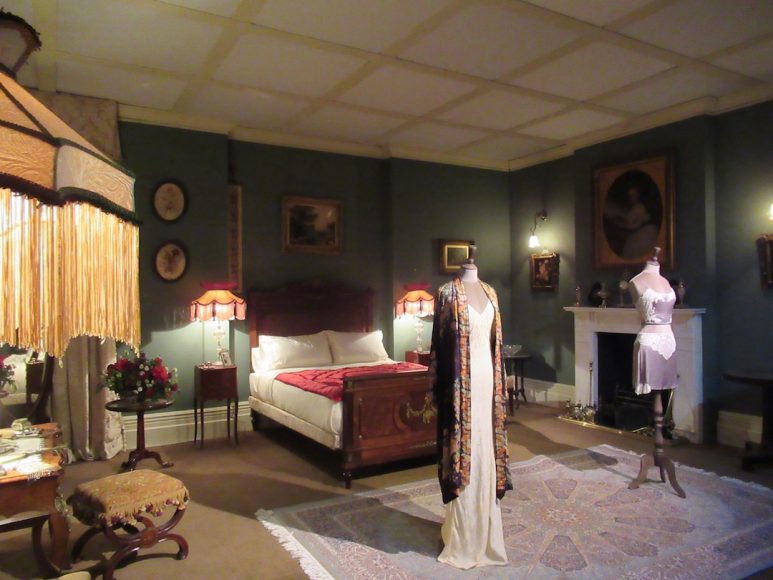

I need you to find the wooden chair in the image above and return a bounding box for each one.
[67,470,189,579]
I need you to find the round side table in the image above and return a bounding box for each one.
[106,398,175,471]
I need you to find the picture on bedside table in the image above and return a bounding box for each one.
[530,252,559,291]
[282,196,342,255]
[594,154,674,270]
[219,350,232,366]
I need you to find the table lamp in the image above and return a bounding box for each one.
[190,282,246,361]
[395,283,435,353]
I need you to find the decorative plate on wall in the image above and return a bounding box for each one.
[154,240,188,282]
[153,180,186,222]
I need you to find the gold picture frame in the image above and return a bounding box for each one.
[530,252,559,291]
[593,154,675,270]
[759,234,773,287]
[282,196,342,255]
[440,240,474,274]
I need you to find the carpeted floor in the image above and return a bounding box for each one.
[258,445,773,579]
[0,404,772,579]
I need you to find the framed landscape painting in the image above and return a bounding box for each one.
[593,154,675,270]
[282,196,342,255]
[440,240,474,274]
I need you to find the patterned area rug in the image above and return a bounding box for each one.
[257,445,773,579]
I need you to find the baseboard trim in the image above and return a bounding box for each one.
[717,410,762,449]
[122,401,253,448]
[521,377,575,406]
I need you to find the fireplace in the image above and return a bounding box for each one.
[564,306,706,442]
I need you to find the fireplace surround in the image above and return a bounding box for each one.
[565,306,706,442]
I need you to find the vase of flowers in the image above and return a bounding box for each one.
[103,352,178,402]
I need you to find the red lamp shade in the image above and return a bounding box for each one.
[190,282,246,322]
[395,283,435,318]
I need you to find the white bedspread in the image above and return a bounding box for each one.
[249,359,396,438]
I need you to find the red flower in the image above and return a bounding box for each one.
[115,358,131,372]
[151,365,168,382]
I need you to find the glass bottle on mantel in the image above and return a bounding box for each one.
[575,284,581,306]
[676,281,687,307]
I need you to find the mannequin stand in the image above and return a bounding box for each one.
[628,390,686,498]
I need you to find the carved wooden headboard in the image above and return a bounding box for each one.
[248,280,374,351]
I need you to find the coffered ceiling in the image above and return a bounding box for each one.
[7,0,773,170]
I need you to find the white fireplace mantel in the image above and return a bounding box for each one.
[564,306,706,443]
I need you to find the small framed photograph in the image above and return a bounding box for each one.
[593,154,675,270]
[219,350,233,366]
[282,196,342,255]
[759,234,773,287]
[152,180,187,222]
[530,252,559,291]
[440,240,475,274]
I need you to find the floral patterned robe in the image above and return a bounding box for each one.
[429,277,512,504]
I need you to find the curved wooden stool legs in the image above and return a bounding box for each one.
[71,507,188,579]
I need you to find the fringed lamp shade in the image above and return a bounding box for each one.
[190,283,246,322]
[0,11,140,358]
[395,284,435,318]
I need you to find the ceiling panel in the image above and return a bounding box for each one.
[713,39,773,83]
[522,0,655,26]
[385,122,489,151]
[160,0,241,17]
[292,105,406,142]
[437,89,566,130]
[399,3,579,79]
[512,42,673,100]
[57,0,222,74]
[519,109,625,140]
[597,68,754,114]
[619,0,773,58]
[186,84,309,129]
[1,0,35,27]
[458,134,556,161]
[253,0,450,52]
[338,65,477,115]
[56,59,186,110]
[15,62,37,88]
[214,34,367,97]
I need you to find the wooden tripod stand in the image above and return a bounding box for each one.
[629,390,686,498]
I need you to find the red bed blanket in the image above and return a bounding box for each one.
[275,362,426,402]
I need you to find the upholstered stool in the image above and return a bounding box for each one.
[67,470,189,579]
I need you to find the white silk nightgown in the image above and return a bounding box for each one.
[438,301,507,569]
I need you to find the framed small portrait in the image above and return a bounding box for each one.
[440,240,474,274]
[282,196,342,255]
[530,252,559,291]
[759,234,773,287]
[152,180,187,222]
[219,350,233,366]
[593,154,675,270]
[154,240,188,282]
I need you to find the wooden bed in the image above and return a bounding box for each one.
[248,280,437,487]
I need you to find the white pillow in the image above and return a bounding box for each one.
[256,332,332,371]
[326,330,389,365]
[250,347,262,373]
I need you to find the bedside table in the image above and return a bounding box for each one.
[194,364,238,447]
[405,350,431,367]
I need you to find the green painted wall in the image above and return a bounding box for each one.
[388,159,512,358]
[119,122,230,410]
[715,101,773,414]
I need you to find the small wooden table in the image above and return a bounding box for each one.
[505,351,532,414]
[0,423,68,576]
[194,365,238,447]
[723,370,773,471]
[405,351,430,366]
[106,398,175,471]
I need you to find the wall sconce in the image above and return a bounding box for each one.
[768,202,773,221]
[528,211,548,248]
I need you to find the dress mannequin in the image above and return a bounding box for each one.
[431,247,509,569]
[628,247,685,498]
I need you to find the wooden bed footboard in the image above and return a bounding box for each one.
[341,370,437,487]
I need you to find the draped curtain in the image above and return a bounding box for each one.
[32,90,127,460]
